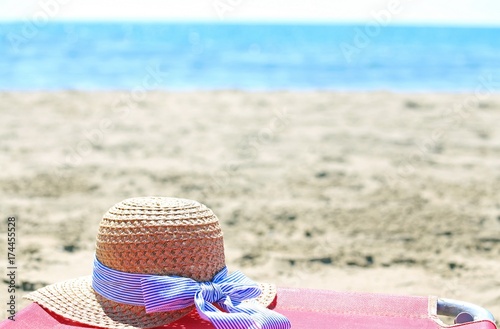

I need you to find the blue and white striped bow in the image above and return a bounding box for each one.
[92,256,291,329]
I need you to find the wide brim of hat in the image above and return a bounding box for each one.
[24,276,278,329]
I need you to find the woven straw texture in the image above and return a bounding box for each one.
[24,197,277,329]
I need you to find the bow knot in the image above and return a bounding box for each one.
[200,281,225,303]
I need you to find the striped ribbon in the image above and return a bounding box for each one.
[92,256,291,329]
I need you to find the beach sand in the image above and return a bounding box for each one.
[1,91,499,323]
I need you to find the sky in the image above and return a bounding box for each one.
[0,0,499,26]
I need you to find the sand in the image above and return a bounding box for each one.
[0,91,499,323]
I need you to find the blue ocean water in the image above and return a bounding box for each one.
[0,22,499,91]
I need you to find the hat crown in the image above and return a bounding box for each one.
[95,197,226,281]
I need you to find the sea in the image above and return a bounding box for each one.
[0,22,499,91]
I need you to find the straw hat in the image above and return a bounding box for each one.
[25,197,278,329]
